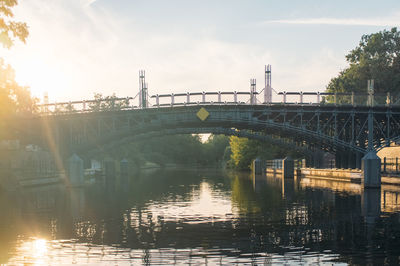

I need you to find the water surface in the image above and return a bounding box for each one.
[1,168,400,265]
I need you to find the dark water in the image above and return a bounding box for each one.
[1,168,400,265]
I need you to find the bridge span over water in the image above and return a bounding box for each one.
[25,89,400,174]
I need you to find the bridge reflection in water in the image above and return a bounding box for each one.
[1,168,400,264]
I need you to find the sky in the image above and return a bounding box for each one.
[1,0,400,103]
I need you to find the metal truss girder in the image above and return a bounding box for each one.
[24,104,400,157]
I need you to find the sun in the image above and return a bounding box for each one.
[13,58,68,103]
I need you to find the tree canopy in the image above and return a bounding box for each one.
[0,1,34,140]
[326,27,400,94]
[92,134,231,168]
[228,136,300,170]
[0,0,28,49]
[89,93,130,112]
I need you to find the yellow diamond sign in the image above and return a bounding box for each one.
[197,107,209,121]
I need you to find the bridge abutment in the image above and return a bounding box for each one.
[282,156,294,179]
[252,158,264,175]
[362,151,381,188]
[67,154,84,186]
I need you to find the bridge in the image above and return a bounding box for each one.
[22,83,400,189]
[16,67,399,188]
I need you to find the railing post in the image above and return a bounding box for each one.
[186,92,190,104]
[351,92,355,106]
[334,93,337,106]
[218,91,221,103]
[171,93,174,106]
[386,92,391,107]
[156,94,159,107]
[368,92,374,107]
[202,91,206,103]
[300,91,303,104]
[367,79,374,107]
[283,91,286,104]
[234,91,237,103]
[317,92,320,104]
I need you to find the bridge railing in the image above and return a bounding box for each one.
[276,91,400,107]
[38,97,139,114]
[36,91,400,115]
[150,91,257,107]
[381,157,400,175]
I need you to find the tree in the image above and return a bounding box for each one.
[327,28,400,94]
[0,1,34,140]
[228,136,301,170]
[229,136,253,169]
[0,0,29,49]
[89,93,130,111]
[203,134,230,165]
[0,59,37,139]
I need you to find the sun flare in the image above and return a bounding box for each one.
[12,58,67,102]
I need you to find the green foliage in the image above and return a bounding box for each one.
[202,134,230,165]
[327,27,400,94]
[229,136,252,169]
[0,59,37,139]
[0,0,29,49]
[97,134,231,168]
[0,0,35,141]
[89,93,130,111]
[89,132,303,171]
[228,136,300,170]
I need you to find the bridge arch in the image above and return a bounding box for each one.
[84,127,314,158]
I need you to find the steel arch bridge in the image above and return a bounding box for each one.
[27,90,400,169]
[87,127,314,158]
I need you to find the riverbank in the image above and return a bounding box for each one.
[266,167,400,187]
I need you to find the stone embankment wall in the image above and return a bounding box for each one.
[299,168,362,182]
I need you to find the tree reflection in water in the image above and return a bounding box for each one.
[0,168,400,264]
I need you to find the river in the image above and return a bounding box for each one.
[0,168,399,265]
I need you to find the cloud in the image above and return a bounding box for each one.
[263,17,400,27]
